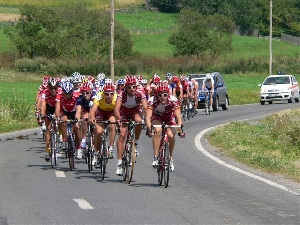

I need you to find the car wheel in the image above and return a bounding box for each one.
[213,97,219,111]
[260,100,265,105]
[288,98,293,103]
[295,98,299,103]
[221,96,229,110]
[268,101,273,104]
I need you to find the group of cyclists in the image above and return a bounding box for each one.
[35,71,210,176]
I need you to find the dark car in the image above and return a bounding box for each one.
[194,72,229,111]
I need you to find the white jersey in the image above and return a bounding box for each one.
[203,78,214,89]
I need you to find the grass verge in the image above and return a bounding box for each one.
[208,108,300,182]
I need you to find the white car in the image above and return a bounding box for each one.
[259,74,299,105]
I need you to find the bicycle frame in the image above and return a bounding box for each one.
[152,123,181,188]
[96,120,117,180]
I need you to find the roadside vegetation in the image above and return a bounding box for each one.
[0,2,299,182]
[209,109,300,182]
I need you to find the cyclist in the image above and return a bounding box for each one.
[202,73,214,111]
[55,82,81,159]
[188,75,199,111]
[149,74,161,97]
[116,78,125,93]
[114,75,148,175]
[180,76,190,112]
[89,83,118,164]
[35,76,50,120]
[38,78,61,161]
[75,82,97,158]
[145,83,184,171]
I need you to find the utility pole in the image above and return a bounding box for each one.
[269,0,273,75]
[110,0,115,81]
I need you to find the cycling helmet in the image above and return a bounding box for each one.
[125,75,137,85]
[157,83,170,93]
[153,74,161,83]
[117,78,125,85]
[87,76,95,84]
[71,72,80,77]
[137,75,143,81]
[42,76,51,88]
[141,79,148,84]
[71,75,82,84]
[103,83,115,92]
[206,73,212,80]
[48,77,60,87]
[180,76,186,82]
[166,72,173,80]
[105,78,113,84]
[81,82,92,92]
[187,75,191,81]
[61,82,74,94]
[97,73,105,80]
[172,76,179,83]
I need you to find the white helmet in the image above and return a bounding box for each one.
[206,73,212,79]
[105,78,113,84]
[97,73,105,80]
[141,79,148,84]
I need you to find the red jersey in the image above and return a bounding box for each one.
[41,87,62,107]
[117,88,146,109]
[56,92,80,112]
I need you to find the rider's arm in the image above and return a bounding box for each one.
[174,107,182,127]
[89,102,98,122]
[75,104,82,121]
[40,99,46,116]
[55,100,60,119]
[141,98,148,112]
[145,107,153,131]
[114,97,122,121]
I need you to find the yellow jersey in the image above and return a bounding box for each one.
[93,91,117,111]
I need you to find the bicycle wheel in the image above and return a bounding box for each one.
[122,147,128,181]
[50,132,56,168]
[157,146,164,186]
[99,138,107,180]
[68,135,75,171]
[164,142,170,188]
[127,142,135,184]
[86,134,93,172]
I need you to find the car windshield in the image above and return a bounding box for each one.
[263,76,290,85]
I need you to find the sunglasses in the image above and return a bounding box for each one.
[49,87,57,90]
[82,91,91,95]
[158,93,168,97]
[104,92,114,96]
[126,85,137,89]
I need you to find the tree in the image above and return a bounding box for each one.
[5,4,133,60]
[168,9,235,59]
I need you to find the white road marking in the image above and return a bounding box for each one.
[195,127,299,196]
[55,171,66,178]
[73,199,94,210]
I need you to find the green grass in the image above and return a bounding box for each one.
[0,0,144,9]
[209,109,300,182]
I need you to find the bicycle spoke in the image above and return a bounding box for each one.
[164,142,170,188]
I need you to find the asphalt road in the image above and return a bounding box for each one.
[0,102,299,225]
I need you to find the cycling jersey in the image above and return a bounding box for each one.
[41,87,62,108]
[203,78,214,89]
[147,95,180,124]
[56,92,80,112]
[93,91,117,111]
[76,90,97,111]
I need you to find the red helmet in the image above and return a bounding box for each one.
[180,76,186,82]
[137,75,143,81]
[81,82,92,91]
[125,75,137,85]
[172,76,179,83]
[157,83,170,93]
[42,76,51,88]
[153,74,161,83]
[87,76,95,84]
[103,83,115,92]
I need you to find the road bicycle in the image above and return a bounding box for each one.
[121,119,144,184]
[152,123,184,188]
[60,119,77,171]
[204,90,212,115]
[181,96,189,121]
[85,122,94,172]
[42,114,60,168]
[95,120,117,180]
